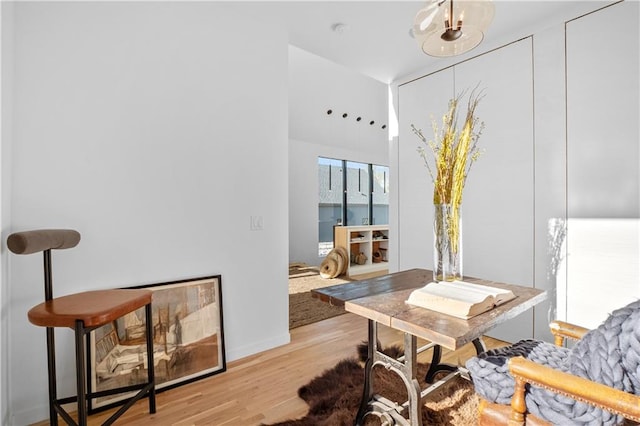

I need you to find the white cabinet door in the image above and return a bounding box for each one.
[566,1,639,219]
[454,39,534,288]
[397,69,454,271]
[455,38,535,343]
[563,1,640,328]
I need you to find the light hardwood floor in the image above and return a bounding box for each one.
[32,313,506,425]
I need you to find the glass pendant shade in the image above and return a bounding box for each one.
[413,0,495,58]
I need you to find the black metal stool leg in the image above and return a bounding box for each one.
[43,250,60,425]
[46,326,59,426]
[75,320,87,426]
[145,303,157,413]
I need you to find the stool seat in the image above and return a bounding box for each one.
[28,289,152,328]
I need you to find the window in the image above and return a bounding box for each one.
[318,158,344,256]
[318,157,389,256]
[346,161,370,226]
[372,164,390,226]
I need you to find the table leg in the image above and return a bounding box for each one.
[404,333,423,426]
[355,325,487,424]
[472,337,487,354]
[355,321,423,426]
[355,320,376,425]
[425,337,487,383]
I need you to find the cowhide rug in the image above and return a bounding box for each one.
[266,344,478,426]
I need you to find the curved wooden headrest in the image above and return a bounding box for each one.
[7,229,81,255]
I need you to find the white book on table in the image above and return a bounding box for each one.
[406,280,516,319]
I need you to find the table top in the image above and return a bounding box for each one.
[312,268,433,307]
[312,268,547,351]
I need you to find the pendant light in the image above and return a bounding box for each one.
[413,0,495,57]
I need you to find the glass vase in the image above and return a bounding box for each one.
[433,203,463,282]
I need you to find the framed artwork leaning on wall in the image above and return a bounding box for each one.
[87,275,226,412]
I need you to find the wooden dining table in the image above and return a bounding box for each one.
[312,268,547,426]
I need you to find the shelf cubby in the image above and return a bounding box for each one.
[334,225,389,277]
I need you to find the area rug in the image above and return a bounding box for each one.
[266,344,478,425]
[289,263,352,329]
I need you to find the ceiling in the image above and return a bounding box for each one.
[247,1,614,84]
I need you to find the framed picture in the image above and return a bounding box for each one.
[87,275,225,412]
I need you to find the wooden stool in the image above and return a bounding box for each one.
[7,229,156,426]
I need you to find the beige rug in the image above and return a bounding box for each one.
[289,263,352,329]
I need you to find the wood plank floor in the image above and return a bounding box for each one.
[32,313,506,425]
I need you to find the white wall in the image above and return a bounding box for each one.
[3,3,289,424]
[0,2,14,425]
[288,46,388,266]
[558,219,639,329]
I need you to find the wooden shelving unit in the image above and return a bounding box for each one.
[334,225,389,277]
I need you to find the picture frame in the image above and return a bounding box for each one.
[87,275,225,412]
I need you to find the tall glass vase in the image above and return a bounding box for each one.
[433,204,463,282]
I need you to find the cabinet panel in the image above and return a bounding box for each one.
[566,1,639,217]
[454,39,534,287]
[454,38,534,343]
[397,69,454,271]
[563,1,640,328]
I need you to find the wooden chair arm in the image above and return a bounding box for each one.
[507,356,640,425]
[549,320,590,346]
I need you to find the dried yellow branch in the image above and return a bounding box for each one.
[413,87,485,254]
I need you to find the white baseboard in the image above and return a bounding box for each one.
[225,332,291,362]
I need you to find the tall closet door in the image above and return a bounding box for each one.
[563,1,640,329]
[397,69,454,271]
[455,38,535,342]
[567,1,639,218]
